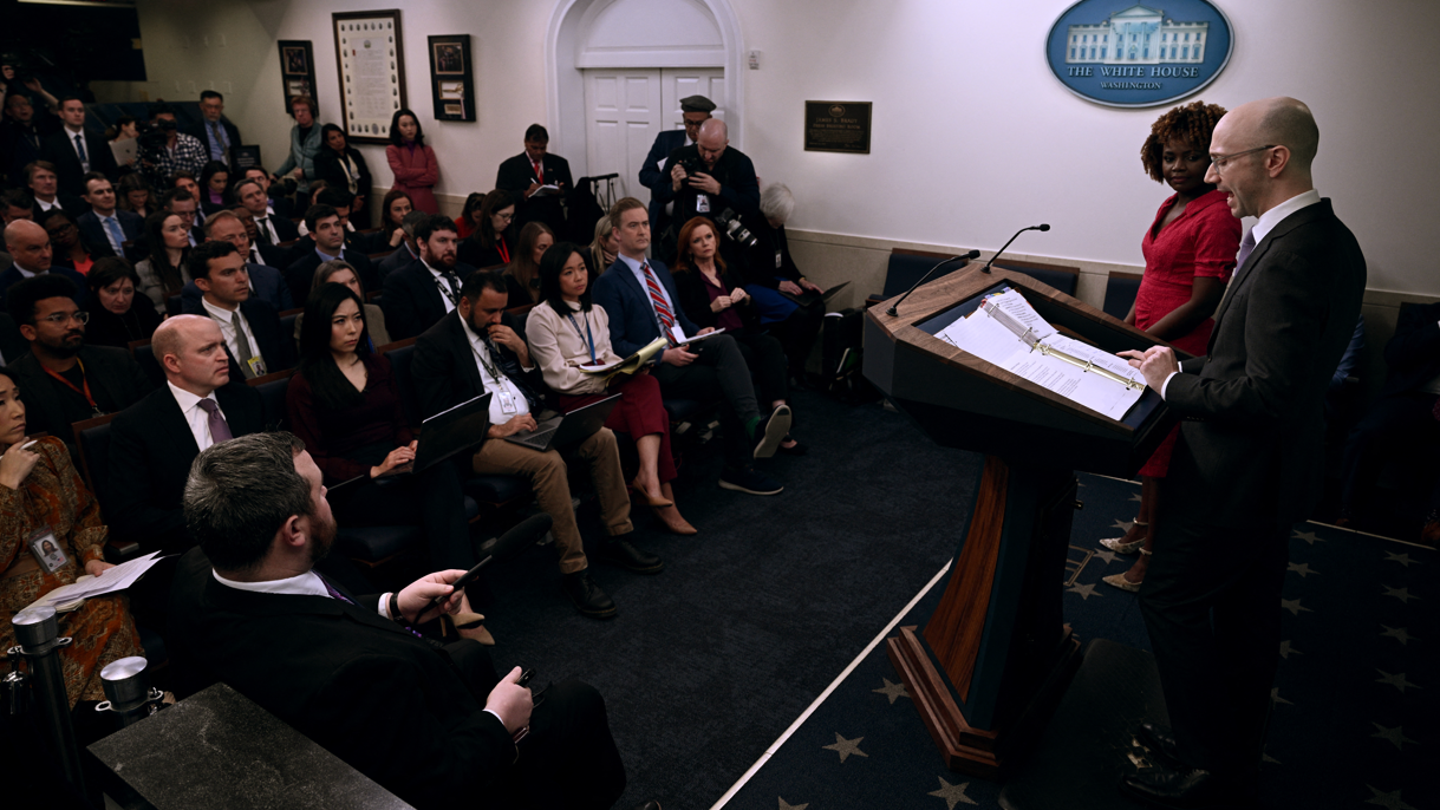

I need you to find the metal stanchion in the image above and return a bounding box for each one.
[96,656,164,728]
[11,605,89,797]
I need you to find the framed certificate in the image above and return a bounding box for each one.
[332,10,408,144]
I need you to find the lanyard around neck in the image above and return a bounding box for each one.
[566,310,596,363]
[42,358,101,415]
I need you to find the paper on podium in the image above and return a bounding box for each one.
[26,551,168,611]
[936,288,1145,421]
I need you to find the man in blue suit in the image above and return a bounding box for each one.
[591,197,788,496]
[1,219,86,308]
[638,94,714,237]
[180,210,294,314]
[76,173,143,259]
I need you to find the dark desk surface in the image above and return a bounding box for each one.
[88,682,413,809]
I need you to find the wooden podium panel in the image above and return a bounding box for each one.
[865,267,1174,776]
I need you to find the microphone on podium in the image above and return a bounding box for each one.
[886,249,982,317]
[981,224,1051,274]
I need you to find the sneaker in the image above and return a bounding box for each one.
[718,467,784,496]
[561,571,618,619]
[752,404,792,459]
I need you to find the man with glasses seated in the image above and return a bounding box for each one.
[4,273,152,460]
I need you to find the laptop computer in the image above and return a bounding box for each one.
[504,394,622,453]
[375,393,492,480]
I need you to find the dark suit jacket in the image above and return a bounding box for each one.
[217,298,294,378]
[284,247,377,309]
[40,128,120,195]
[184,117,242,165]
[166,547,511,808]
[313,147,373,203]
[638,129,688,232]
[1,115,61,183]
[1165,199,1366,527]
[377,240,417,280]
[381,259,474,342]
[412,309,541,420]
[253,210,301,245]
[77,209,144,258]
[0,313,25,365]
[180,263,293,315]
[7,345,153,459]
[653,143,760,225]
[1379,301,1440,397]
[591,256,699,358]
[32,195,88,223]
[495,152,572,231]
[106,382,263,548]
[0,265,89,308]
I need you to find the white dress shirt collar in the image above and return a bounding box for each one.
[212,568,331,598]
[167,380,223,452]
[1251,189,1322,247]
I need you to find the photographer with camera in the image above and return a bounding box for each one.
[137,104,207,191]
[655,118,759,267]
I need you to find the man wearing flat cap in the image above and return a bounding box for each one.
[639,94,715,238]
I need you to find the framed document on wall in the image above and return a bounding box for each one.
[332,10,407,144]
[277,40,316,116]
[427,35,475,122]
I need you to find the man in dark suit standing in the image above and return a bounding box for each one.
[1119,97,1366,808]
[186,90,241,169]
[1,219,87,308]
[76,173,143,259]
[381,214,472,340]
[107,314,264,553]
[284,203,376,306]
[495,124,572,234]
[638,94,714,237]
[39,97,118,196]
[167,432,628,809]
[190,240,293,380]
[4,273,151,457]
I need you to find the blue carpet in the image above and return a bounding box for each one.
[720,473,1436,810]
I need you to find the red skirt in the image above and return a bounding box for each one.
[559,373,677,482]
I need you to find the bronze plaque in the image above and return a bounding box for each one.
[804,101,872,154]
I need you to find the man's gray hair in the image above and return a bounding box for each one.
[760,183,795,225]
[400,209,429,237]
[184,432,313,573]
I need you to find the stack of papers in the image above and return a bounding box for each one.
[27,551,169,611]
[935,288,1146,421]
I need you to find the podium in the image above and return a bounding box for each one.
[864,266,1176,777]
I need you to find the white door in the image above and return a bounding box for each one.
[582,67,724,200]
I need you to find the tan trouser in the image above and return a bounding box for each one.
[471,427,632,574]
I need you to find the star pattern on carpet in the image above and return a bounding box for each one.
[1261,748,1281,764]
[1370,723,1417,750]
[1380,625,1414,646]
[1291,530,1323,545]
[1287,561,1318,578]
[1383,551,1418,567]
[1382,585,1417,604]
[1280,597,1313,615]
[1129,492,1143,502]
[1271,687,1293,705]
[1364,785,1417,810]
[821,733,868,763]
[1278,639,1302,659]
[777,799,809,810]
[1091,548,1120,565]
[873,678,910,704]
[1110,519,1135,532]
[1375,670,1421,693]
[1067,582,1102,600]
[926,776,978,808]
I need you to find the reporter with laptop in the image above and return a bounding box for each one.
[526,242,696,536]
[411,269,664,619]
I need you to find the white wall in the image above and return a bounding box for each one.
[112,0,1440,297]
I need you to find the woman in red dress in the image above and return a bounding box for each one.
[1102,100,1241,592]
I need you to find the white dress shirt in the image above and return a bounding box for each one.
[65,126,90,172]
[167,381,225,452]
[201,296,259,366]
[423,258,460,314]
[463,319,531,425]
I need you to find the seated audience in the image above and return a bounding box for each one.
[3,219,87,307]
[385,108,439,214]
[496,124,571,234]
[276,95,324,206]
[170,173,208,230]
[40,97,119,196]
[2,189,36,225]
[584,213,619,279]
[4,274,151,456]
[285,203,376,306]
[107,315,263,553]
[190,240,293,380]
[198,160,231,215]
[0,369,145,709]
[457,189,517,270]
[237,175,299,247]
[286,283,475,590]
[292,260,391,349]
[186,90,240,169]
[413,270,666,618]
[454,191,485,240]
[25,160,83,221]
[133,210,190,314]
[592,198,789,496]
[140,104,207,190]
[527,243,695,535]
[741,183,826,386]
[382,215,473,340]
[505,221,553,309]
[313,124,371,226]
[241,165,295,221]
[83,257,163,349]
[180,210,293,314]
[115,172,157,220]
[378,188,415,250]
[379,209,428,280]
[76,172,143,260]
[167,431,629,809]
[43,209,98,276]
[673,216,802,454]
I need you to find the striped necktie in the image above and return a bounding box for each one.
[641,261,676,343]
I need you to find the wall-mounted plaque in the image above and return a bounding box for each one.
[428,35,475,123]
[332,10,407,144]
[277,40,316,116]
[804,101,872,154]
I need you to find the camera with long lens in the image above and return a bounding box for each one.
[713,208,757,249]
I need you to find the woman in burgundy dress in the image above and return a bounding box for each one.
[1102,100,1241,592]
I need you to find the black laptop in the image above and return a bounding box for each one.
[504,394,622,453]
[375,393,492,479]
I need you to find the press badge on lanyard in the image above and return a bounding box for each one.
[696,194,711,214]
[497,389,520,415]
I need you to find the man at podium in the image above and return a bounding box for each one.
[1120,97,1366,808]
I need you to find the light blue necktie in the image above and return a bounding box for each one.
[102,216,125,255]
